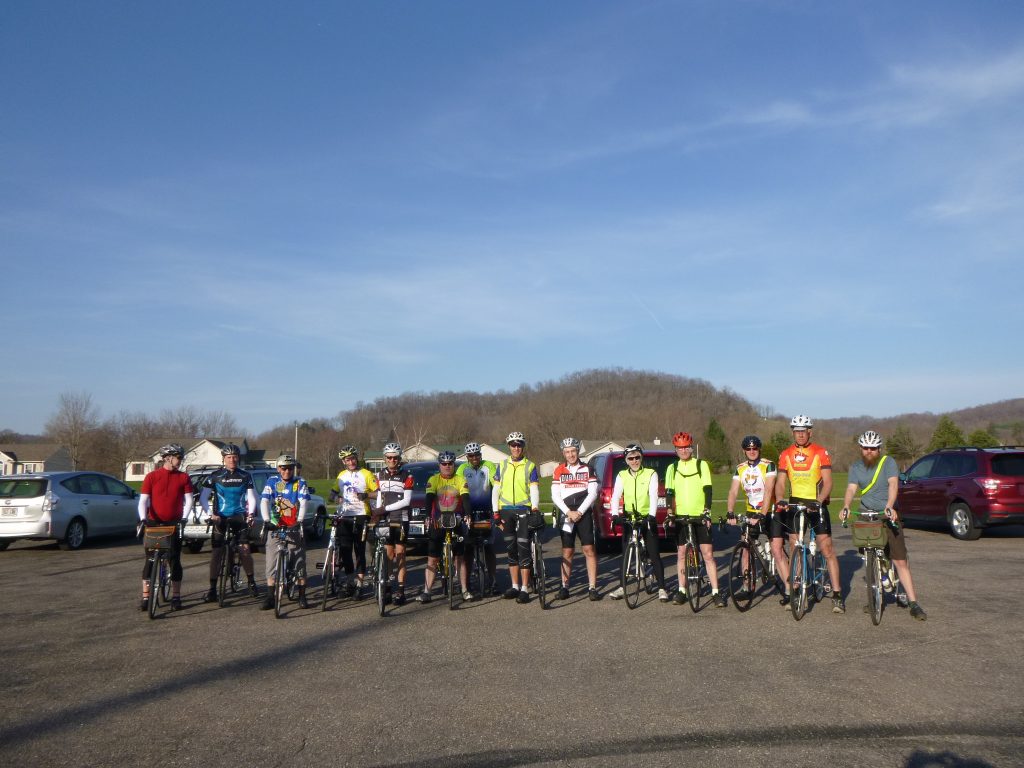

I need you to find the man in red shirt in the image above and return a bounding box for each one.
[138,443,194,611]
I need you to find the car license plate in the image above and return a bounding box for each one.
[657,497,667,508]
[183,524,206,538]
[1,507,19,517]
[408,522,424,536]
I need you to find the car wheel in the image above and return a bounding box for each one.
[0,540,11,551]
[59,517,88,550]
[948,502,982,541]
[185,539,204,554]
[310,509,326,541]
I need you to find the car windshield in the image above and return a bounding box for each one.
[407,464,440,490]
[610,454,676,480]
[991,455,1024,477]
[0,479,47,498]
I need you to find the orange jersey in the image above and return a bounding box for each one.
[778,443,831,500]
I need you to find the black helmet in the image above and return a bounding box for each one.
[741,435,762,450]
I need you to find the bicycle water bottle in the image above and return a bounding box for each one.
[809,537,816,555]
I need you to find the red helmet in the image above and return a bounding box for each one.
[672,432,693,448]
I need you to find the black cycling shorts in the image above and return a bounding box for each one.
[672,517,713,547]
[427,522,467,559]
[559,509,595,548]
[211,516,250,548]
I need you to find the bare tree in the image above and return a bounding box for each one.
[45,391,100,470]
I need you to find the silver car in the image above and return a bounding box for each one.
[0,472,140,551]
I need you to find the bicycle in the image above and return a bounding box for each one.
[616,514,654,609]
[436,513,463,610]
[315,513,345,612]
[467,517,494,598]
[366,518,405,617]
[209,517,246,607]
[668,514,710,612]
[844,510,908,626]
[269,524,302,619]
[724,513,784,612]
[528,512,548,610]
[785,500,830,621]
[141,522,177,620]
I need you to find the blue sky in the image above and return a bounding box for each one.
[3,1,1023,434]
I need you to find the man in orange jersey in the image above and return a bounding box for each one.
[773,415,844,614]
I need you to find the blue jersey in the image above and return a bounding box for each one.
[456,461,496,511]
[261,474,310,526]
[203,468,254,518]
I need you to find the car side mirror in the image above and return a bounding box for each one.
[131,489,138,498]
[898,472,907,482]
[308,486,316,494]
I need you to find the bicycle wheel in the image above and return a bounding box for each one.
[159,556,171,602]
[274,547,287,619]
[533,533,547,609]
[812,550,827,603]
[376,546,388,617]
[728,544,755,612]
[148,552,162,620]
[447,538,457,610]
[622,536,641,609]
[230,546,242,593]
[320,548,335,612]
[865,549,883,625]
[789,546,807,621]
[218,547,230,607]
[685,544,702,613]
[472,542,487,596]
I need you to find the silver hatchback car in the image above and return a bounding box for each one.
[0,472,140,551]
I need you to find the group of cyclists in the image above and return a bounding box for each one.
[136,414,925,621]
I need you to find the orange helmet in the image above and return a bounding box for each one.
[672,432,693,448]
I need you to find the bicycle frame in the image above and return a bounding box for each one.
[727,514,780,612]
[272,525,301,619]
[850,510,907,626]
[674,516,707,613]
[620,516,651,609]
[787,501,828,621]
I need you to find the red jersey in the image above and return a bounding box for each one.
[777,443,831,500]
[141,467,194,523]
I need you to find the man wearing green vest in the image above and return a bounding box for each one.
[607,443,669,602]
[665,431,726,608]
[840,430,926,621]
[492,431,542,604]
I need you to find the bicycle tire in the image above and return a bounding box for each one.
[218,545,230,607]
[812,549,827,603]
[728,543,755,612]
[472,542,487,596]
[320,548,334,612]
[533,533,547,609]
[447,538,457,610]
[376,545,388,617]
[230,544,242,593]
[789,545,807,621]
[159,556,171,602]
[148,552,162,620]
[274,546,287,619]
[866,549,883,625]
[623,535,641,609]
[685,544,701,613]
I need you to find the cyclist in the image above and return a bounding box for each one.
[259,453,310,610]
[456,442,500,595]
[551,437,601,601]
[333,446,381,601]
[418,451,472,602]
[774,415,844,613]
[665,431,726,608]
[607,443,669,602]
[137,443,194,611]
[725,435,777,601]
[372,442,413,604]
[840,430,927,621]
[492,431,542,604]
[200,443,259,602]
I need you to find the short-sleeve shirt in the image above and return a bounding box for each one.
[425,472,468,514]
[376,466,414,521]
[261,475,310,526]
[203,467,254,518]
[456,461,496,511]
[142,467,194,524]
[552,463,597,512]
[335,468,379,518]
[733,459,777,513]
[778,443,831,500]
[848,455,898,512]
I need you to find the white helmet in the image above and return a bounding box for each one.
[506,431,526,445]
[858,430,883,448]
[464,442,482,455]
[382,442,402,457]
[560,437,582,451]
[790,415,814,429]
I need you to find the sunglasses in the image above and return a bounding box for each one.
[508,442,525,448]
[440,461,454,466]
[862,446,880,451]
[626,455,642,461]
[279,466,295,471]
[385,456,401,460]
[467,453,482,458]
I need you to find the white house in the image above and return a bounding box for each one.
[0,444,73,475]
[124,437,269,481]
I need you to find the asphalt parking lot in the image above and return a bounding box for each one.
[2,524,1022,768]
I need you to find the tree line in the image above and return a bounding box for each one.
[9,371,1024,479]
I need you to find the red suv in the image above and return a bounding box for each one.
[587,449,677,551]
[898,446,1024,540]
